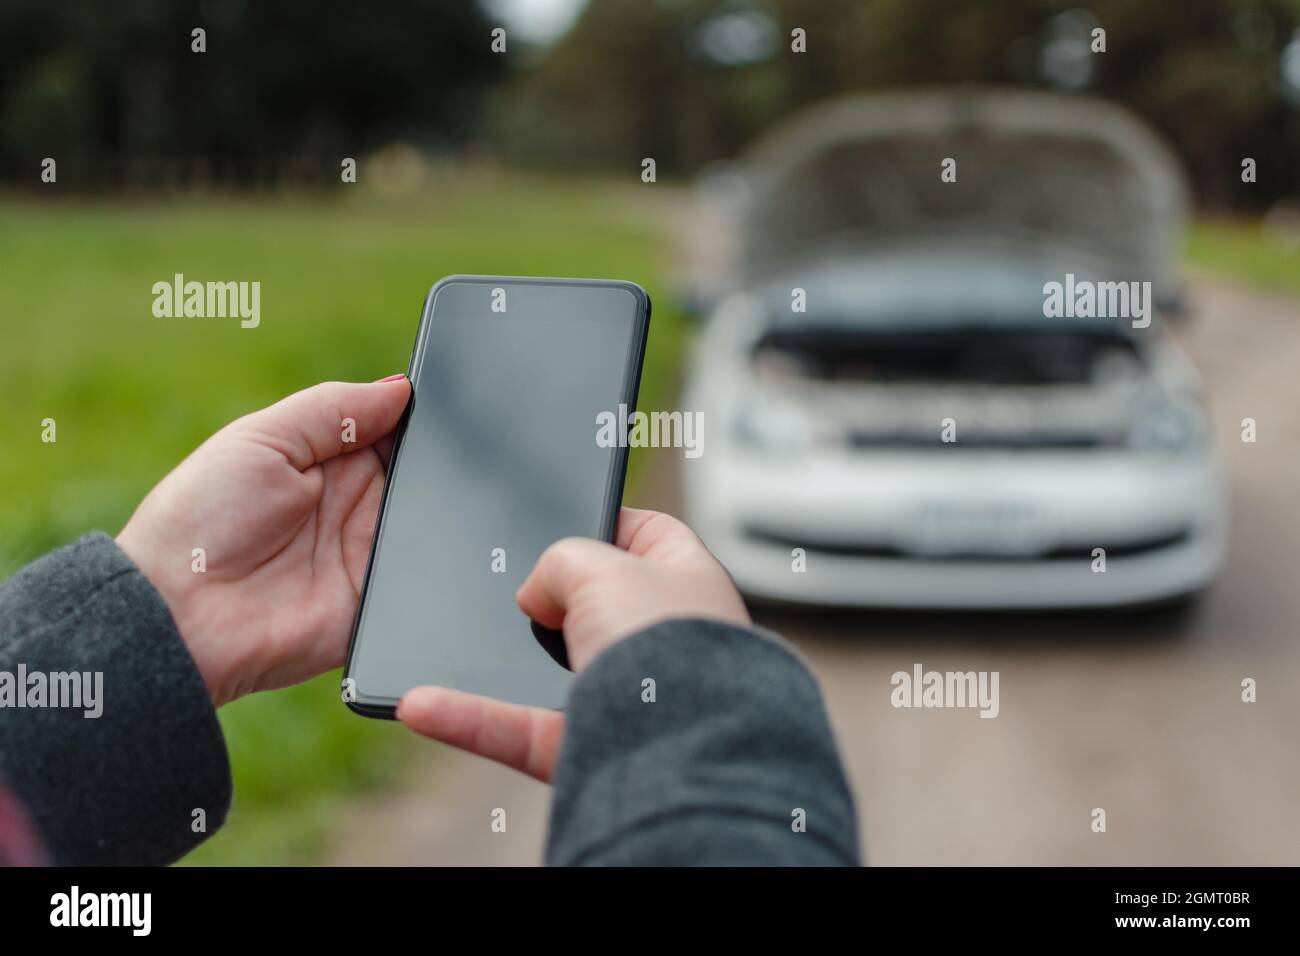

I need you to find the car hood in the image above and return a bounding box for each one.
[733,88,1189,306]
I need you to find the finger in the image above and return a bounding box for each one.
[368,374,407,466]
[614,507,708,559]
[373,432,397,469]
[397,686,564,783]
[237,378,411,471]
[515,536,621,628]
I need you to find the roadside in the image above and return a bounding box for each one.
[324,269,1300,866]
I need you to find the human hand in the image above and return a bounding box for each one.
[397,508,750,781]
[116,376,411,707]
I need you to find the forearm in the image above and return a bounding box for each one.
[0,533,232,865]
[546,618,860,866]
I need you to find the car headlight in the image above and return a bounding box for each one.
[1127,398,1204,452]
[732,399,815,453]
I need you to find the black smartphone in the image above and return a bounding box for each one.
[342,275,651,718]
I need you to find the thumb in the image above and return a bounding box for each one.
[516,536,624,630]
[234,377,411,470]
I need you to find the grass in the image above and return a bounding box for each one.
[1185,219,1300,299]
[0,170,686,864]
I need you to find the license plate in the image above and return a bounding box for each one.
[901,500,1050,557]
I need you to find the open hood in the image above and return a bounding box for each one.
[734,88,1190,306]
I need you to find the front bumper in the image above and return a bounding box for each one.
[684,448,1227,609]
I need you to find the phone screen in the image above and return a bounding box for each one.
[344,277,649,714]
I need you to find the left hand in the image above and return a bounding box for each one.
[116,377,411,707]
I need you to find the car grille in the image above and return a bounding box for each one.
[845,431,1113,450]
[742,525,1191,562]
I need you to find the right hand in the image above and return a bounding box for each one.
[396,508,750,781]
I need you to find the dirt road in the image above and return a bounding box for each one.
[326,273,1300,865]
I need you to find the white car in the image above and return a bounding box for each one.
[681,90,1226,609]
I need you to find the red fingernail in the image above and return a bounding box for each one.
[376,373,406,383]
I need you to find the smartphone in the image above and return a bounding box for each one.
[342,276,651,718]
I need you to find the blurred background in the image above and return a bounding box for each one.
[1,0,1298,864]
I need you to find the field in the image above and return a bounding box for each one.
[1184,218,1300,298]
[0,171,686,864]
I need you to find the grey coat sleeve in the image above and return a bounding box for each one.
[545,618,860,866]
[0,533,232,865]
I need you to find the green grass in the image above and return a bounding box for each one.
[0,172,685,864]
[1185,219,1300,300]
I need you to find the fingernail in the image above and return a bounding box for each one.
[376,373,406,383]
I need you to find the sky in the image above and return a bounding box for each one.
[483,0,589,45]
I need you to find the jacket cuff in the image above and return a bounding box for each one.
[546,617,859,865]
[0,532,232,864]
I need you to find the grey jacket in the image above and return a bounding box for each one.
[0,533,859,866]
